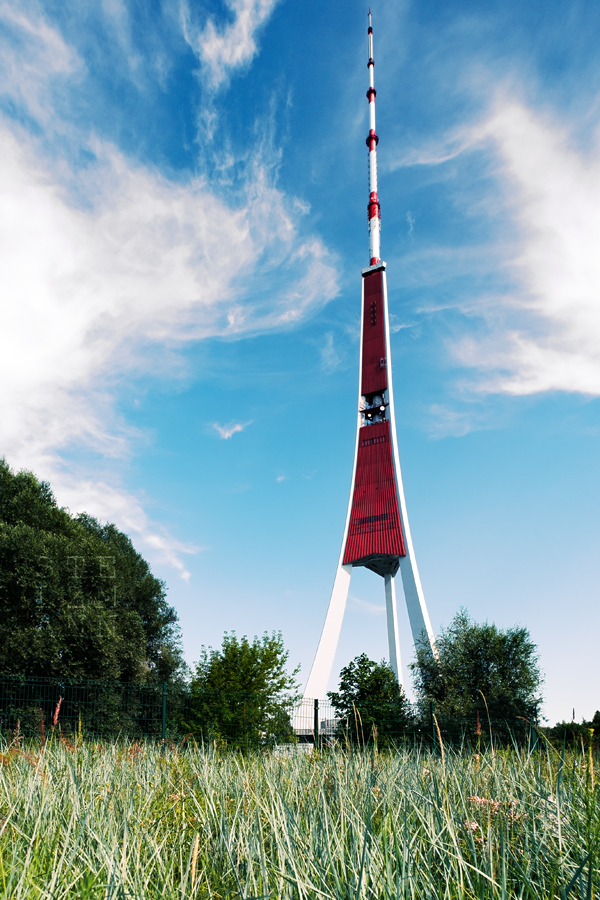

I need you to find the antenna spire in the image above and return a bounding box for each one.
[366,10,380,265]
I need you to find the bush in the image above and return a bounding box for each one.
[184,632,299,750]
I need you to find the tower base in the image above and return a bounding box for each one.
[303,562,403,699]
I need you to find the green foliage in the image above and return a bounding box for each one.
[185,632,300,749]
[0,459,184,682]
[411,608,543,722]
[327,653,412,745]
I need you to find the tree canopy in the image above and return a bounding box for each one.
[0,459,184,682]
[185,632,300,749]
[327,653,412,745]
[410,609,543,722]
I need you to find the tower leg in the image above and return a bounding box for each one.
[303,563,352,700]
[398,554,438,658]
[384,574,402,686]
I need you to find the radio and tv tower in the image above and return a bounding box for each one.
[304,12,438,700]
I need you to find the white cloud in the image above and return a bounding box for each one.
[0,2,78,122]
[181,0,279,88]
[53,474,199,581]
[349,595,385,617]
[458,102,600,396]
[0,130,335,564]
[390,100,600,399]
[320,332,342,372]
[0,127,335,464]
[389,130,475,171]
[426,404,480,439]
[212,422,252,439]
[0,2,337,575]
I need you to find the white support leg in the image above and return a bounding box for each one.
[384,573,402,686]
[303,563,352,701]
[398,555,437,658]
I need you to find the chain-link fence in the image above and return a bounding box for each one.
[0,674,541,750]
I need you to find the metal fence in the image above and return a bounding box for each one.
[293,697,539,752]
[0,675,172,740]
[0,674,540,750]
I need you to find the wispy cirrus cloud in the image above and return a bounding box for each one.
[0,1,77,121]
[349,595,385,617]
[394,99,600,402]
[181,0,280,88]
[212,422,252,440]
[320,332,343,373]
[389,131,475,171]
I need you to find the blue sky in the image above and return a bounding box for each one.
[2,0,599,724]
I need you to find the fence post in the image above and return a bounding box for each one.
[313,698,319,751]
[161,683,167,741]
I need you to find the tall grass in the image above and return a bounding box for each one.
[0,736,598,898]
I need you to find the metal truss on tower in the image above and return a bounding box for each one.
[303,12,438,701]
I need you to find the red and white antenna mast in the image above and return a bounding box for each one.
[367,9,381,266]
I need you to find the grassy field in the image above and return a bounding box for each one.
[0,736,598,899]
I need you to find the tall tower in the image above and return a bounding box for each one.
[304,12,437,700]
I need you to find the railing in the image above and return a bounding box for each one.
[0,674,541,750]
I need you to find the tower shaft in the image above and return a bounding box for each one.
[303,13,437,703]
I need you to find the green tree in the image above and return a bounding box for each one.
[186,632,300,750]
[410,609,543,723]
[327,653,413,746]
[546,710,600,748]
[0,459,184,682]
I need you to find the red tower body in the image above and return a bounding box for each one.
[343,420,405,572]
[361,270,387,396]
[342,267,407,576]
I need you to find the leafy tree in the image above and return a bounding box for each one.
[410,609,543,723]
[327,653,413,746]
[0,459,184,682]
[186,632,300,750]
[546,711,600,748]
